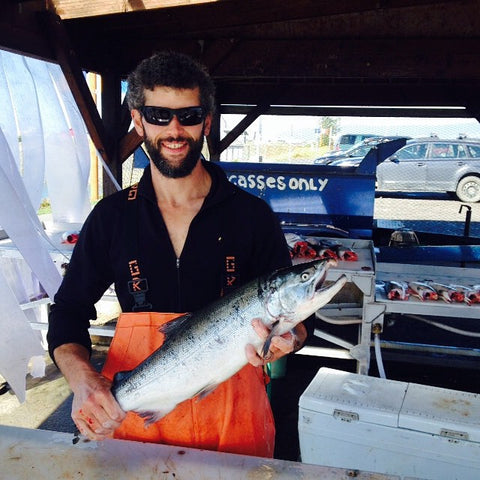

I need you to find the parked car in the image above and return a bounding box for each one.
[314,136,410,166]
[376,138,480,202]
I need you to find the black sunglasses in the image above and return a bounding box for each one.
[138,106,206,126]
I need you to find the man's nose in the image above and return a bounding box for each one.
[165,115,185,135]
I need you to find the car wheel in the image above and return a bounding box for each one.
[456,175,480,203]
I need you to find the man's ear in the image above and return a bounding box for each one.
[131,109,144,137]
[203,113,212,137]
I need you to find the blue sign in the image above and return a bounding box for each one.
[220,160,376,238]
[219,139,406,238]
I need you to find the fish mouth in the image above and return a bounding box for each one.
[314,259,337,291]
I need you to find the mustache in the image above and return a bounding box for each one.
[153,136,190,147]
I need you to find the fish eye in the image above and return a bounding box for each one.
[300,272,310,282]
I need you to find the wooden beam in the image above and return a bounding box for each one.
[51,0,223,20]
[209,38,480,80]
[63,0,467,37]
[206,104,221,161]
[0,1,53,61]
[63,35,480,84]
[119,129,143,162]
[219,103,271,153]
[220,105,472,118]
[215,80,480,108]
[118,99,142,163]
[101,71,123,193]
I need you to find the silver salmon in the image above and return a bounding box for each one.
[111,258,347,424]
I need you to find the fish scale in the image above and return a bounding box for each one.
[112,258,347,425]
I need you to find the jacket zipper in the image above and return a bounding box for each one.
[176,257,182,310]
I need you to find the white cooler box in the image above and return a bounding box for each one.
[299,368,480,480]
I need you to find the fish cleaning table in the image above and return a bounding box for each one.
[0,425,400,480]
[293,236,377,374]
[375,262,480,318]
[371,262,480,362]
[0,227,118,337]
[296,242,480,373]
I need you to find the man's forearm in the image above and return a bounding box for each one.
[54,342,126,440]
[53,343,96,391]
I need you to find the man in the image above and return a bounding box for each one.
[47,51,307,457]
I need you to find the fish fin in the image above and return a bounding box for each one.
[261,320,283,359]
[195,382,219,400]
[138,410,167,427]
[158,313,192,338]
[112,369,133,385]
[262,335,274,359]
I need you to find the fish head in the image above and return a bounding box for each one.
[262,258,347,333]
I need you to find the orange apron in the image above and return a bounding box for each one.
[102,312,275,457]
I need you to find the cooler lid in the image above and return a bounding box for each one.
[399,383,480,443]
[299,368,408,428]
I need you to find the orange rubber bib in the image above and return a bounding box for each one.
[102,312,275,457]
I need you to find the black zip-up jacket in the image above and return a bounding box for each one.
[47,160,291,360]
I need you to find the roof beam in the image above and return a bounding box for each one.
[210,38,480,81]
[220,105,471,118]
[0,2,53,61]
[51,0,222,20]
[218,103,271,153]
[216,81,478,109]
[63,0,466,35]
[65,35,480,82]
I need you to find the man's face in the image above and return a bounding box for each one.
[132,86,211,178]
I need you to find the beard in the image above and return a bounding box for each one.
[144,126,205,179]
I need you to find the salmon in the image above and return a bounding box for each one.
[111,259,346,424]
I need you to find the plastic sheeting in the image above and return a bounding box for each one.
[0,127,62,300]
[0,129,61,401]
[0,49,93,402]
[0,268,44,403]
[24,55,91,223]
[0,51,45,210]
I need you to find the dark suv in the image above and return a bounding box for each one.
[314,136,410,166]
[376,138,480,202]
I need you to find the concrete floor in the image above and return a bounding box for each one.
[0,347,107,435]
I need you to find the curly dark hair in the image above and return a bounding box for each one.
[126,51,216,114]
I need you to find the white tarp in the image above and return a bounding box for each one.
[0,268,44,404]
[0,128,62,299]
[0,128,58,401]
[0,51,45,210]
[0,49,93,402]
[24,56,91,223]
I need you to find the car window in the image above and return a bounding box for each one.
[395,143,428,160]
[339,135,357,145]
[431,143,457,158]
[353,145,370,156]
[457,144,467,158]
[467,144,480,158]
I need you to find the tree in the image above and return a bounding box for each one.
[319,117,340,148]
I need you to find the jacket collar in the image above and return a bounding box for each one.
[137,157,236,207]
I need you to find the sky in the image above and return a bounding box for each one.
[335,116,480,139]
[223,114,480,144]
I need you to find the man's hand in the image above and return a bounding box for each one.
[70,369,126,440]
[246,319,307,367]
[54,343,126,441]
